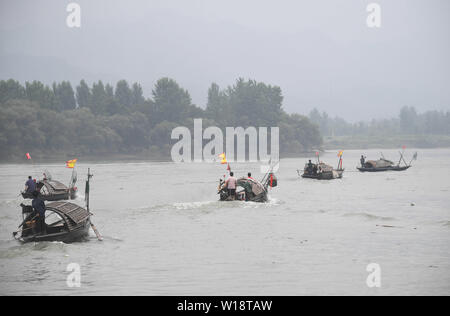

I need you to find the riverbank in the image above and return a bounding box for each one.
[2,134,450,163]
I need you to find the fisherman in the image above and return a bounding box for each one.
[31,191,46,234]
[25,176,36,193]
[245,173,254,201]
[307,160,314,174]
[225,172,237,200]
[360,155,366,168]
[313,163,318,174]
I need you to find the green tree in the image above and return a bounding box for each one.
[90,81,108,114]
[0,79,25,103]
[25,81,55,110]
[115,80,133,109]
[152,78,194,124]
[131,82,145,107]
[76,80,91,108]
[53,81,76,111]
[206,83,229,126]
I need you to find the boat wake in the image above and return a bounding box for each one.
[131,197,284,214]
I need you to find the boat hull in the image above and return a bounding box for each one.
[22,192,69,201]
[357,166,411,172]
[302,169,344,180]
[19,219,90,244]
[219,190,268,203]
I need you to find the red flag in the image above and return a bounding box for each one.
[26,153,31,160]
[227,164,231,171]
[402,145,406,150]
[315,151,319,156]
[270,173,273,188]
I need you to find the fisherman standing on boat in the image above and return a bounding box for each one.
[25,176,36,193]
[32,191,46,234]
[245,173,254,201]
[225,172,237,200]
[307,160,314,174]
[360,155,366,168]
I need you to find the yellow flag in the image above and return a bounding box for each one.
[338,151,344,157]
[66,159,77,169]
[219,153,227,164]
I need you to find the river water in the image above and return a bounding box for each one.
[0,149,449,295]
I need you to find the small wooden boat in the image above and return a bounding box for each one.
[14,168,102,244]
[218,166,278,203]
[22,179,77,201]
[299,151,345,180]
[358,152,417,173]
[298,162,344,180]
[15,201,90,243]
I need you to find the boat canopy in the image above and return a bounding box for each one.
[46,201,90,232]
[365,159,394,168]
[237,178,266,196]
[42,180,69,193]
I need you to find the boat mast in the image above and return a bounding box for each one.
[84,168,103,241]
[85,168,93,212]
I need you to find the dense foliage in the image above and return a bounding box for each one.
[309,107,450,137]
[0,78,322,161]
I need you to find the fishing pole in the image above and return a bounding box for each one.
[398,151,408,167]
[13,225,36,238]
[409,152,418,165]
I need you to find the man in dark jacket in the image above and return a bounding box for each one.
[25,176,36,193]
[360,155,366,168]
[32,191,46,234]
[307,160,314,174]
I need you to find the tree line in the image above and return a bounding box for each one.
[309,107,450,137]
[0,78,322,161]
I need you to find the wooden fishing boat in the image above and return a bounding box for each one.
[15,201,90,243]
[299,151,345,180]
[22,179,77,201]
[298,162,344,180]
[218,165,278,203]
[14,168,102,244]
[357,151,417,172]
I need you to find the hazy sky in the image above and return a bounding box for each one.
[0,0,449,121]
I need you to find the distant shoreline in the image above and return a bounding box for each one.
[322,134,450,150]
[1,140,449,164]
